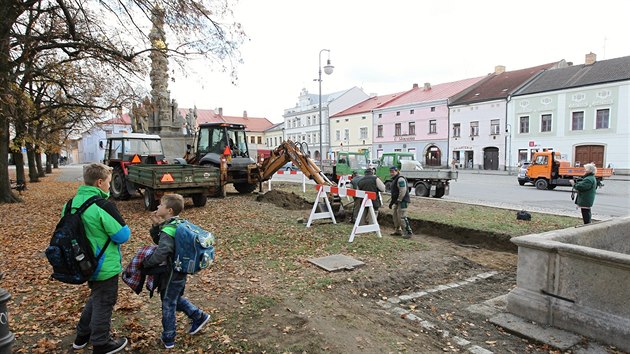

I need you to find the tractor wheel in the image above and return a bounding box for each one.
[111,166,131,200]
[535,178,548,190]
[234,182,257,194]
[192,193,207,207]
[143,188,158,211]
[518,180,526,186]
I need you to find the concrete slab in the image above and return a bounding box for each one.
[308,254,365,272]
[489,312,581,351]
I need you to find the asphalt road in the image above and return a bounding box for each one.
[54,165,630,219]
[270,169,630,219]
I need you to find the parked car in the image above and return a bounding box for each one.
[517,161,532,185]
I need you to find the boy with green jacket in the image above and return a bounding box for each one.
[69,163,131,354]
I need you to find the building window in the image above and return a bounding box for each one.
[344,129,349,141]
[596,109,610,129]
[257,136,262,144]
[429,120,437,134]
[377,125,383,137]
[410,109,415,114]
[362,116,366,120]
[571,111,584,131]
[491,119,500,135]
[307,116,311,125]
[378,113,382,118]
[335,130,340,141]
[519,116,529,134]
[396,111,400,116]
[360,127,368,139]
[395,123,401,136]
[409,122,415,135]
[541,114,552,132]
[307,135,311,144]
[274,137,278,146]
[452,123,460,137]
[430,107,435,112]
[470,121,479,136]
[250,136,255,144]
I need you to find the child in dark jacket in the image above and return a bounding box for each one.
[142,194,210,349]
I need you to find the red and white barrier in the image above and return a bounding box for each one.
[268,170,306,193]
[306,185,382,242]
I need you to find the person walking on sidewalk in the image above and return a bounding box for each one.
[570,163,598,224]
[388,166,413,238]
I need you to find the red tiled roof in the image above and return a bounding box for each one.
[100,113,131,125]
[178,108,274,133]
[331,90,411,118]
[382,77,487,108]
[451,62,560,105]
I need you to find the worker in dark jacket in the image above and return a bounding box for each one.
[570,163,598,224]
[349,171,364,223]
[357,168,385,225]
[388,166,413,238]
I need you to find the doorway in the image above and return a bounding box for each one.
[425,145,441,167]
[575,145,604,167]
[483,147,499,170]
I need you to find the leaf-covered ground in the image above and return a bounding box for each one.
[0,170,614,353]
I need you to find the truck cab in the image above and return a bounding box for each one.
[321,151,369,182]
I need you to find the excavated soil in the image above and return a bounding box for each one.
[255,189,314,210]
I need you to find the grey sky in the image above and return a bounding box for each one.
[169,0,630,123]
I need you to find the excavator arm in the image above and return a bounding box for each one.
[258,140,334,185]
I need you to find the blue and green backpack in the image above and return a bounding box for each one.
[173,220,215,274]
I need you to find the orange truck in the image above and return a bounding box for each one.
[524,151,613,190]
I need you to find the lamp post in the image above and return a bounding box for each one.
[506,123,512,175]
[317,49,334,166]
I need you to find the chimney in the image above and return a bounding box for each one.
[218,107,223,116]
[243,110,247,118]
[412,83,419,89]
[585,52,597,65]
[494,65,506,74]
[423,82,431,90]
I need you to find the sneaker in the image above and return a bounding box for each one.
[93,337,128,354]
[161,337,175,349]
[72,333,90,350]
[390,231,403,236]
[402,233,412,239]
[189,312,210,335]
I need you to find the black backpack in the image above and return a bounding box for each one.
[516,210,532,221]
[45,196,111,284]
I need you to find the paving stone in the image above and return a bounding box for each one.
[452,336,470,346]
[308,254,365,271]
[489,312,581,351]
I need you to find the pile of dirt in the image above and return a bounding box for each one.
[255,189,313,210]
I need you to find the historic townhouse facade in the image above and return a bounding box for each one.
[329,91,407,159]
[372,78,486,167]
[448,62,564,170]
[509,53,630,174]
[282,87,368,160]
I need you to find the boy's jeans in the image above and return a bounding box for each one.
[160,274,203,341]
[76,275,119,345]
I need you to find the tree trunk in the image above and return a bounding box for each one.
[45,152,52,173]
[26,144,38,182]
[52,152,59,169]
[0,118,20,203]
[11,151,26,187]
[35,148,45,177]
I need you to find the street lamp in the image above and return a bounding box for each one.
[317,49,334,166]
[506,123,512,175]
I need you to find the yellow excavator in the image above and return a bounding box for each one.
[256,140,346,217]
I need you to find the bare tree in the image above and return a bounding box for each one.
[0,0,246,202]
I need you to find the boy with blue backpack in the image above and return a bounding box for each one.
[142,194,211,349]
